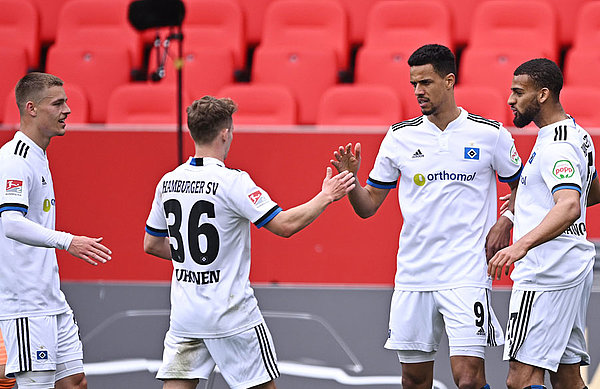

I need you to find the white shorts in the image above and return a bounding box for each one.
[504,270,592,372]
[385,287,504,357]
[0,310,83,378]
[157,322,279,389]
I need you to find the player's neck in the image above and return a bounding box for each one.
[534,105,568,129]
[19,124,50,151]
[193,144,225,162]
[427,104,461,131]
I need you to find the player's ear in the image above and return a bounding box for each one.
[25,100,37,117]
[220,127,229,142]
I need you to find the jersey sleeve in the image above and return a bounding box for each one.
[229,172,281,228]
[493,126,523,183]
[145,179,169,237]
[0,157,31,215]
[539,142,584,194]
[367,127,400,189]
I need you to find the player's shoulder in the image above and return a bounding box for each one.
[0,138,32,172]
[465,112,502,130]
[390,116,424,132]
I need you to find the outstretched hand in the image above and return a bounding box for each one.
[331,143,361,175]
[68,236,112,266]
[322,167,356,202]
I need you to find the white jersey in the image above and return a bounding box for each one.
[145,157,281,338]
[0,131,69,319]
[368,108,523,291]
[512,117,596,290]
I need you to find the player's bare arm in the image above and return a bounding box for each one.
[485,179,519,260]
[331,142,390,218]
[587,175,600,206]
[263,167,355,238]
[488,188,581,280]
[144,233,172,260]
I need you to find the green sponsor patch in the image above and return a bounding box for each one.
[510,145,520,165]
[552,160,575,179]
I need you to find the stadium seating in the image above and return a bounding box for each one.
[0,0,39,69]
[355,48,421,120]
[317,85,401,126]
[252,46,338,125]
[362,0,452,53]
[3,84,90,127]
[440,0,484,48]
[563,49,600,88]
[183,0,246,70]
[545,0,591,48]
[561,86,600,128]
[106,83,187,125]
[459,48,547,99]
[454,85,509,124]
[234,0,275,45]
[261,0,348,69]
[54,0,143,68]
[335,0,381,46]
[147,43,235,98]
[571,1,600,49]
[46,46,132,123]
[27,0,65,45]
[0,48,28,124]
[217,84,297,125]
[469,0,558,62]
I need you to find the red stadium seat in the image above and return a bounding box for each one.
[0,0,39,68]
[363,0,452,53]
[217,84,296,125]
[54,0,143,68]
[439,0,483,48]
[183,0,246,69]
[355,48,421,120]
[0,48,28,124]
[545,0,590,48]
[317,85,401,126]
[106,83,188,125]
[28,0,65,45]
[572,1,600,49]
[460,48,546,98]
[469,0,558,61]
[561,86,600,128]
[564,49,600,88]
[3,84,90,127]
[46,46,132,123]
[252,47,338,125]
[454,85,509,125]
[148,44,235,98]
[335,0,381,46]
[234,0,275,45]
[261,0,348,69]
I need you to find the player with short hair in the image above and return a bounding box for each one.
[332,44,522,389]
[0,72,112,389]
[488,58,598,389]
[144,95,355,389]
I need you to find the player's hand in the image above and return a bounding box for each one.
[487,243,526,280]
[499,193,512,214]
[322,167,355,202]
[331,143,361,175]
[67,236,112,266]
[485,218,512,261]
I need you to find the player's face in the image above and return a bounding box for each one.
[34,85,71,138]
[508,74,540,128]
[410,64,452,116]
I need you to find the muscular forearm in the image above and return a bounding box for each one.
[347,184,384,218]
[143,233,172,260]
[1,210,73,250]
[266,191,333,238]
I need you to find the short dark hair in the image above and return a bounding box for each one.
[514,58,563,98]
[187,96,238,144]
[408,44,456,77]
[15,72,64,113]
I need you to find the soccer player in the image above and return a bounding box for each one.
[488,58,598,389]
[331,44,522,389]
[0,72,112,389]
[143,95,355,389]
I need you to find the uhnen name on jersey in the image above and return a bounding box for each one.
[176,269,220,285]
[163,179,219,195]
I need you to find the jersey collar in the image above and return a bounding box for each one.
[188,156,224,167]
[422,107,467,132]
[15,131,46,159]
[538,116,574,140]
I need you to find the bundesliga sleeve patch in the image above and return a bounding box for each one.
[510,145,521,165]
[552,160,575,179]
[247,189,268,207]
[5,179,23,195]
